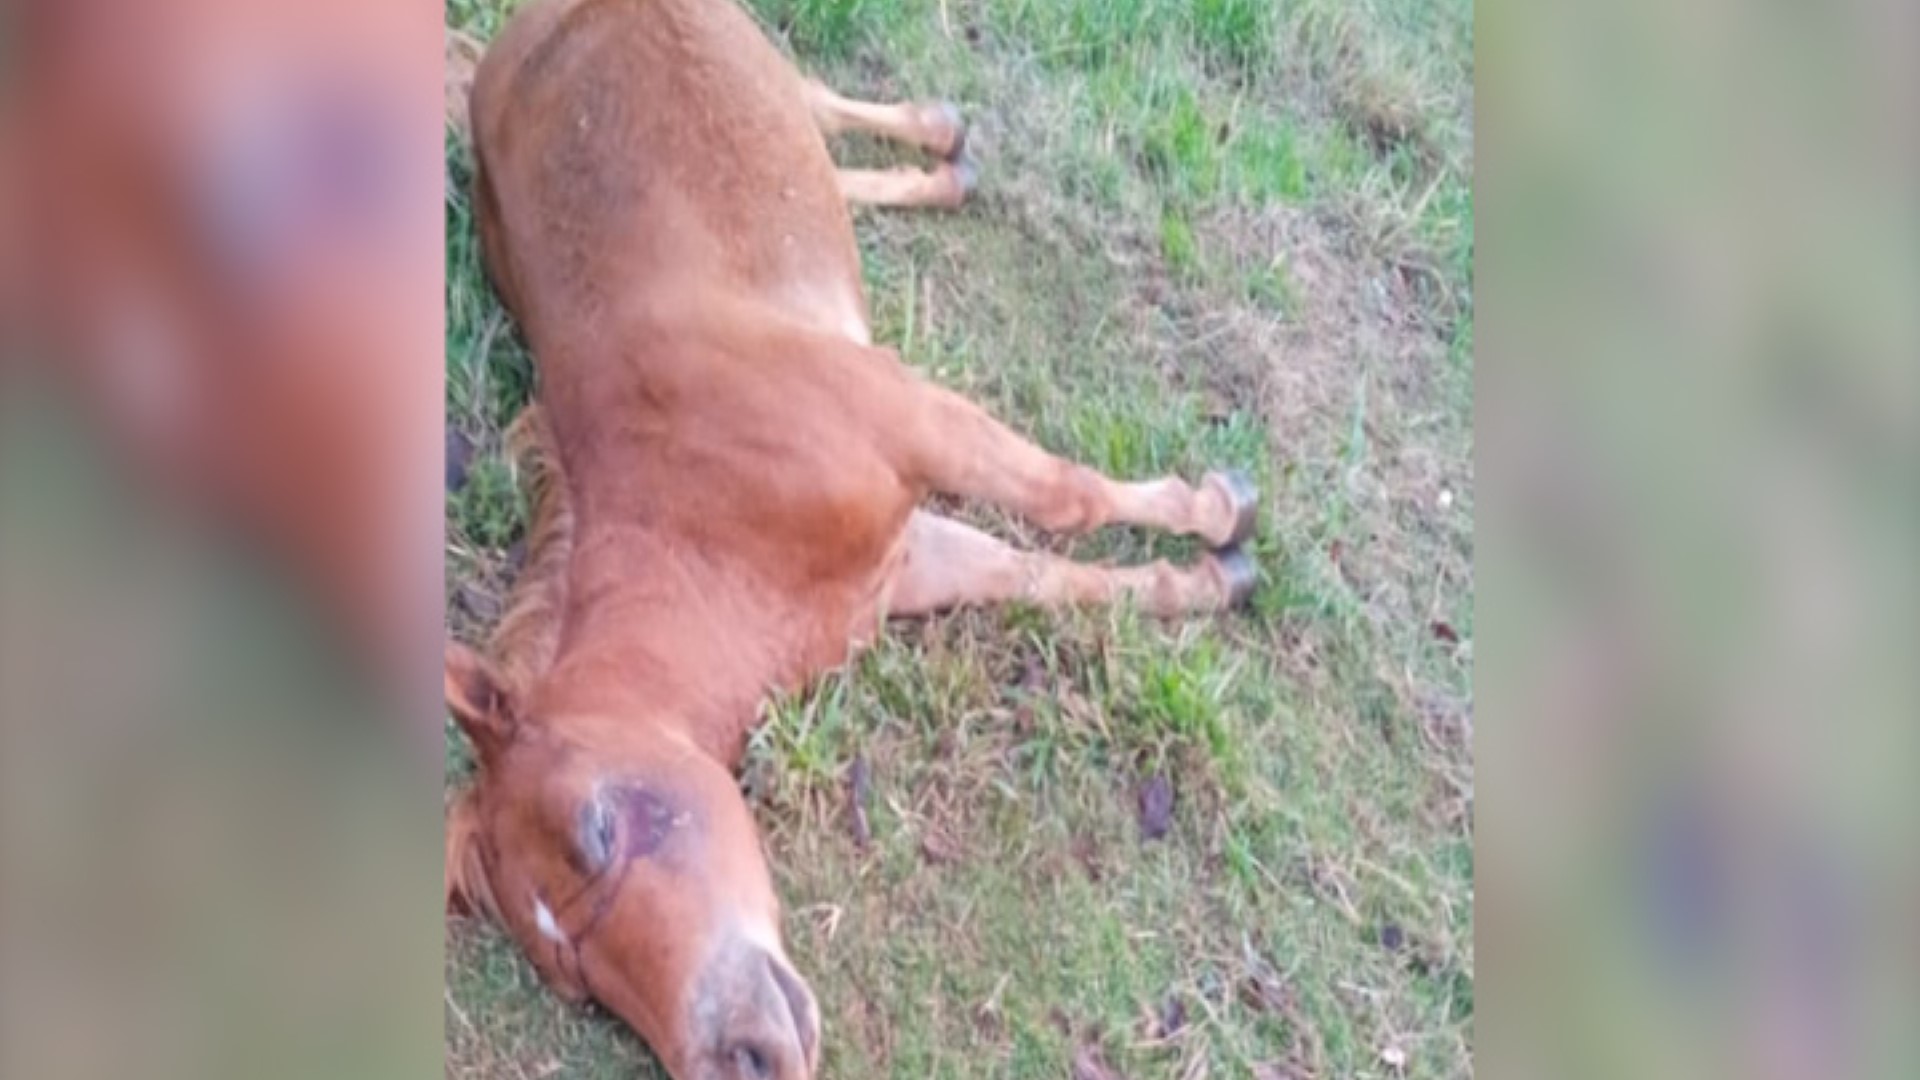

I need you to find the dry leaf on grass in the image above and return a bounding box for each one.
[1071,1041,1128,1080]
[845,755,872,850]
[1138,773,1174,841]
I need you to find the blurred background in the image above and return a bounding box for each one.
[1478,0,1917,1077]
[2,1,444,1077]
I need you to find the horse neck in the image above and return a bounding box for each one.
[532,528,790,767]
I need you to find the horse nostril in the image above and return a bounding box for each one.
[766,956,818,1070]
[732,1042,772,1079]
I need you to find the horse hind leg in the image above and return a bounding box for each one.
[883,510,1257,619]
[803,79,968,159]
[833,163,976,209]
[803,79,978,210]
[901,382,1260,550]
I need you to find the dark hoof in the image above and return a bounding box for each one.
[931,100,968,160]
[1212,544,1259,609]
[1205,469,1260,548]
[946,149,979,206]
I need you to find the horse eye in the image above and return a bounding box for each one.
[734,1044,771,1079]
[573,795,617,873]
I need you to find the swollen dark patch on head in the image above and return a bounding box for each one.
[609,783,682,859]
[553,780,695,953]
[569,780,687,878]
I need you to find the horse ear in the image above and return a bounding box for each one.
[445,642,514,759]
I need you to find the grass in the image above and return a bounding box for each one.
[444,0,1474,1076]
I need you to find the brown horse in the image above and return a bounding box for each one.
[445,1,1260,1077]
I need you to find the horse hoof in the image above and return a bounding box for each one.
[1205,469,1260,548]
[1212,544,1258,609]
[946,150,979,206]
[930,100,968,160]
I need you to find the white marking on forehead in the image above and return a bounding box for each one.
[532,894,565,945]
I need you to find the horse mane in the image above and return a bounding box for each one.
[487,403,575,695]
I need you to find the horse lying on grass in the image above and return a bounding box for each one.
[446,1,1261,1077]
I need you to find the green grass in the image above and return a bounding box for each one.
[445,0,1474,1076]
